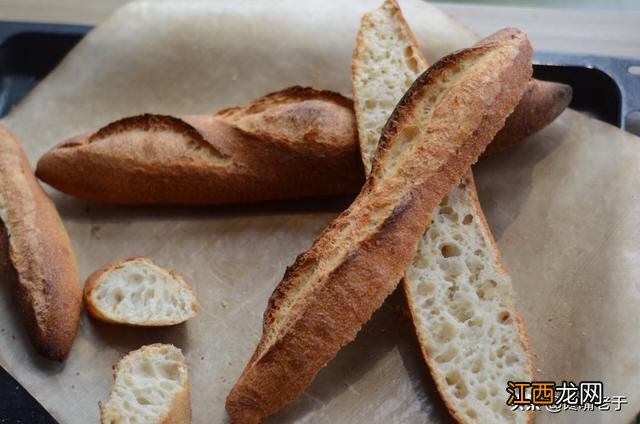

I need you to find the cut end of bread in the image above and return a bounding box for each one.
[406,177,533,423]
[352,0,428,175]
[0,124,83,361]
[100,344,191,424]
[91,114,231,165]
[85,257,198,326]
[37,114,231,175]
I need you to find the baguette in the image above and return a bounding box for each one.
[100,343,191,424]
[36,80,569,205]
[485,78,571,155]
[36,87,364,205]
[225,28,532,423]
[84,257,199,326]
[0,124,82,361]
[352,1,534,422]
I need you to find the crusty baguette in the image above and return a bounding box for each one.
[100,343,191,424]
[36,79,569,205]
[84,257,199,326]
[225,28,532,423]
[352,2,534,423]
[485,78,571,155]
[0,124,82,361]
[35,87,364,205]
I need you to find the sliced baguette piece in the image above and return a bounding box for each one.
[100,343,191,424]
[0,124,82,361]
[225,28,532,423]
[84,257,198,326]
[352,1,534,423]
[35,87,364,205]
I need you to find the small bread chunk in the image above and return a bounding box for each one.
[85,257,198,326]
[100,344,191,424]
[36,87,364,205]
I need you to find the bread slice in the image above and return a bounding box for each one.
[100,344,191,424]
[84,257,198,326]
[0,124,82,361]
[226,28,532,423]
[352,0,428,174]
[352,1,534,423]
[35,87,364,204]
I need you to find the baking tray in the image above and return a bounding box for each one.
[0,20,638,424]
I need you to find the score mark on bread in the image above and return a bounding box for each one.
[87,114,231,165]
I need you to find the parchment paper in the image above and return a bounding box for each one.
[1,1,639,423]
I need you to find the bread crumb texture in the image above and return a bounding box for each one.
[88,258,198,325]
[100,344,188,424]
[407,181,531,423]
[353,0,426,174]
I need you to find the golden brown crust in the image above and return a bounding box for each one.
[226,29,532,422]
[0,124,82,361]
[36,87,364,205]
[487,79,572,155]
[84,256,198,326]
[159,383,192,424]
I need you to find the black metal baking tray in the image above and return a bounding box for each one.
[0,20,639,424]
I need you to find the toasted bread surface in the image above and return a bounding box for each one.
[226,28,532,422]
[0,124,82,361]
[353,2,535,423]
[84,257,198,326]
[100,343,191,424]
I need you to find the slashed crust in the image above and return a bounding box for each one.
[36,87,364,205]
[0,124,82,361]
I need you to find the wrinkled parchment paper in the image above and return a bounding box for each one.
[1,1,639,423]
